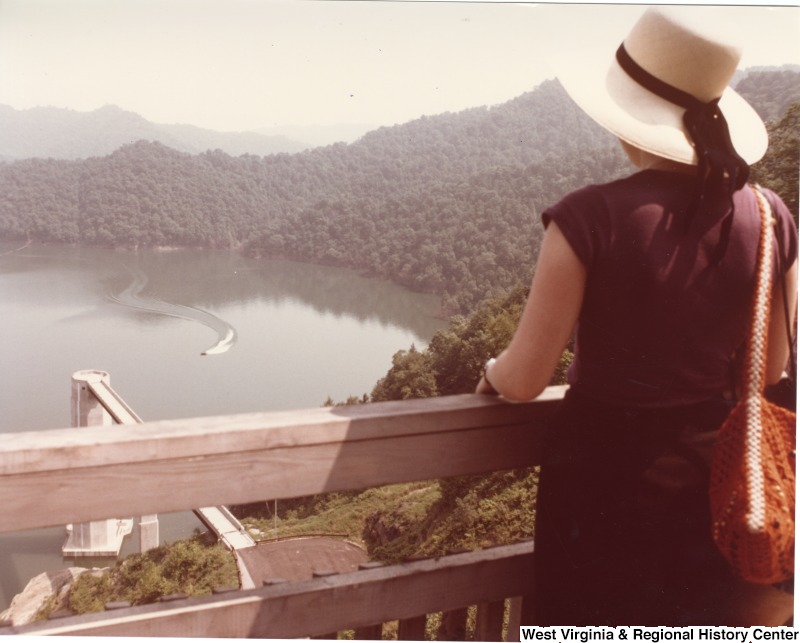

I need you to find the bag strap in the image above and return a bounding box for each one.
[757,186,797,384]
[742,185,776,533]
[744,186,774,396]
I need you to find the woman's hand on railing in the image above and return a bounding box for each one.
[475,373,499,396]
[476,358,500,396]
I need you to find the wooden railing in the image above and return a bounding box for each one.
[0,375,566,638]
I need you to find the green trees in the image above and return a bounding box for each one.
[371,285,570,403]
[751,101,799,220]
[371,346,438,401]
[65,534,239,615]
[735,69,800,123]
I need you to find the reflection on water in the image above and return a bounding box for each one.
[0,242,447,611]
[109,248,445,339]
[2,245,443,341]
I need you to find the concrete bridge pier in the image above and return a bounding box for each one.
[63,370,156,557]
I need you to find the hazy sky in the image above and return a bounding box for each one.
[0,1,798,133]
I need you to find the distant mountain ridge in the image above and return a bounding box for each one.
[1,65,797,162]
[0,104,310,160]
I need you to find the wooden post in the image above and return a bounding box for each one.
[354,623,383,640]
[398,615,427,640]
[475,601,505,641]
[438,606,468,640]
[506,597,523,642]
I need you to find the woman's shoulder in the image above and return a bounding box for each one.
[544,176,620,214]
[549,170,690,208]
[756,185,794,219]
[756,185,799,262]
[544,171,659,220]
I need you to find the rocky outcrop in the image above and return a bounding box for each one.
[0,567,103,626]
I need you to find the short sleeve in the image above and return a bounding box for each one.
[762,187,798,276]
[541,185,607,271]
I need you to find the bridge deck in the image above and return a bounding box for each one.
[194,506,255,550]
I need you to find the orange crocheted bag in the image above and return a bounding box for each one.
[709,186,796,585]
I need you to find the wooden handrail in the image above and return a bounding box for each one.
[0,383,567,638]
[9,541,534,638]
[0,387,564,533]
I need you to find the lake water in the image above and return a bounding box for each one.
[0,242,446,611]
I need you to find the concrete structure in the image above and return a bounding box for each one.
[62,370,159,557]
[63,519,133,558]
[194,506,255,551]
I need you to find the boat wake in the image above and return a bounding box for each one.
[0,240,32,256]
[109,266,238,356]
[201,328,236,356]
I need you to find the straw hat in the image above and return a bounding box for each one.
[555,6,768,166]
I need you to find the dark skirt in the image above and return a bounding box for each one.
[531,387,793,626]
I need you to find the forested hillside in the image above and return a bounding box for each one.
[751,101,800,219]
[1,70,797,314]
[735,68,800,123]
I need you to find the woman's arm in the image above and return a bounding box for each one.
[765,258,798,385]
[476,221,586,401]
